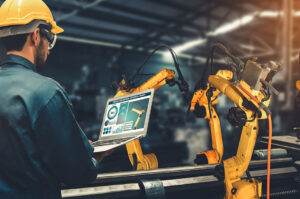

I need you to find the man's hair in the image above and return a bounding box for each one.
[1,34,28,51]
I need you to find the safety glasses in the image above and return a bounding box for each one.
[39,26,57,50]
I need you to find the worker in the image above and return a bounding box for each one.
[0,0,112,198]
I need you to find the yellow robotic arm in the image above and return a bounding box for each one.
[212,59,280,199]
[195,43,280,199]
[190,70,233,164]
[114,69,176,170]
[131,108,145,129]
[212,74,269,199]
[112,45,189,171]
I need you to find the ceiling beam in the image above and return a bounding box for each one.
[100,2,207,31]
[56,0,107,22]
[129,0,224,50]
[46,1,200,38]
[60,21,137,38]
[60,31,128,46]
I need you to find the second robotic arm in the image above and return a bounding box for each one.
[190,70,233,164]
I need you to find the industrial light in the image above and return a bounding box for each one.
[171,38,207,54]
[259,11,300,17]
[294,11,300,16]
[259,11,281,17]
[166,12,257,56]
[207,12,257,37]
[165,10,300,57]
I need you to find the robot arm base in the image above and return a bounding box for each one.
[225,178,262,199]
[126,140,158,170]
[194,150,221,165]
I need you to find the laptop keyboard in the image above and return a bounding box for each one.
[92,137,135,147]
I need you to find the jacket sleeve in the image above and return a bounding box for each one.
[33,90,98,186]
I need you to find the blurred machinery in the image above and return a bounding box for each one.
[70,65,100,123]
[190,70,232,164]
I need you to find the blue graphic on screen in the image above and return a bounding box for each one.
[125,99,149,129]
[107,106,118,119]
[117,103,128,124]
[102,92,151,136]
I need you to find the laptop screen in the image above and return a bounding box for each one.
[99,89,154,139]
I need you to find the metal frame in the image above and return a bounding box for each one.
[61,158,297,198]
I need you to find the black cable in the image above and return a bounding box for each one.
[206,88,214,119]
[129,44,189,101]
[246,169,253,182]
[210,46,215,78]
[208,101,212,119]
[210,96,218,103]
[135,73,156,77]
[197,44,219,90]
[212,43,244,70]
[199,43,245,89]
[261,89,271,103]
[196,48,213,90]
[129,44,181,85]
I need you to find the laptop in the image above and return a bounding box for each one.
[92,88,154,153]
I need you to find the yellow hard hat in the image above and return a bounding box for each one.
[0,0,63,35]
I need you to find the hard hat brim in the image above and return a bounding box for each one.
[0,20,46,38]
[51,24,64,34]
[0,20,64,38]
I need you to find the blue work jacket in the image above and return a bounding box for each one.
[0,55,98,199]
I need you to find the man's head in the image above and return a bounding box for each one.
[0,0,63,70]
[1,24,53,70]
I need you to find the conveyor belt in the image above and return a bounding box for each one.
[61,158,297,199]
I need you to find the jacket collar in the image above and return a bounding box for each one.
[1,54,37,72]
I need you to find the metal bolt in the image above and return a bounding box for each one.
[231,188,237,194]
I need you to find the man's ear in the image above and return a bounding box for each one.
[30,28,41,47]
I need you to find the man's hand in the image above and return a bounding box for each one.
[93,149,115,163]
[88,140,115,163]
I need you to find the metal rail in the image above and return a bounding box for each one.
[261,136,300,151]
[91,158,292,185]
[62,167,297,198]
[61,158,296,198]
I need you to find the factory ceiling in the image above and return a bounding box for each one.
[1,0,299,62]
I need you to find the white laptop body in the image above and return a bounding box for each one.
[92,89,154,153]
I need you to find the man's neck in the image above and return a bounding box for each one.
[7,50,35,65]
